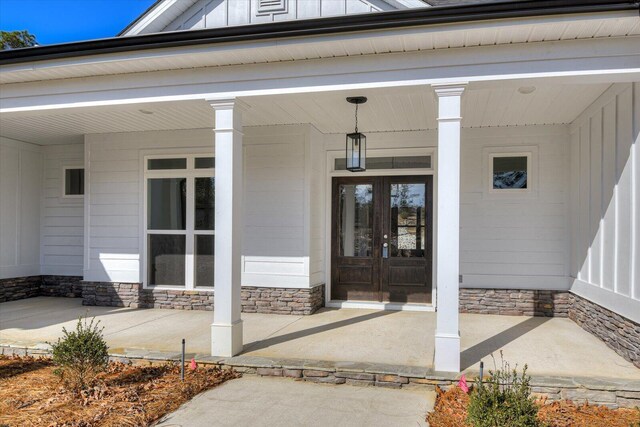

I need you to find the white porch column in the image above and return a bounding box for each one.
[208,98,245,357]
[433,83,466,373]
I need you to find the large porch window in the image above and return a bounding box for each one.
[144,155,214,289]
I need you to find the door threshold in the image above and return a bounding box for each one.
[326,300,435,312]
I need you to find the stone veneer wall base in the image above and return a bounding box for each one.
[0,275,82,302]
[81,282,325,315]
[569,293,640,369]
[459,289,571,317]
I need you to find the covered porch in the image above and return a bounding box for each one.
[0,77,626,373]
[2,296,640,383]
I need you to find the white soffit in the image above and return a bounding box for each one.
[1,12,639,85]
[0,83,609,145]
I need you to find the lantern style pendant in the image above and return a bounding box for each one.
[346,96,367,172]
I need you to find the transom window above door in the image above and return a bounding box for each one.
[144,155,215,290]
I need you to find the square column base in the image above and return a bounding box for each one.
[434,332,460,373]
[211,319,243,357]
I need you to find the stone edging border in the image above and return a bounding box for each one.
[2,344,639,409]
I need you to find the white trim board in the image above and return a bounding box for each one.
[326,300,435,312]
[571,278,640,324]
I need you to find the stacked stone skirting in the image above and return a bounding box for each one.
[0,275,82,302]
[569,293,640,369]
[0,276,42,302]
[241,285,325,315]
[459,289,571,317]
[40,275,83,298]
[81,282,325,315]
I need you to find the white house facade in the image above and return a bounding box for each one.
[1,0,639,373]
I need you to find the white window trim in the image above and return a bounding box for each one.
[483,146,539,199]
[61,165,84,199]
[142,153,215,291]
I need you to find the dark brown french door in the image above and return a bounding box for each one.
[331,175,433,304]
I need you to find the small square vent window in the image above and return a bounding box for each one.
[257,0,287,15]
[64,168,84,196]
[492,156,528,189]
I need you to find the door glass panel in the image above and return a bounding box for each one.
[195,177,215,230]
[390,183,426,257]
[338,184,373,257]
[195,235,214,288]
[147,178,186,230]
[148,234,186,286]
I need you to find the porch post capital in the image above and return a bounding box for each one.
[206,97,251,113]
[432,83,468,98]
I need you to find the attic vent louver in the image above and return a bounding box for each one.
[257,0,287,16]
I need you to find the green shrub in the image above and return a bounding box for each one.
[50,315,109,392]
[467,354,540,427]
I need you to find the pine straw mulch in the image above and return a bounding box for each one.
[427,385,640,427]
[0,354,240,427]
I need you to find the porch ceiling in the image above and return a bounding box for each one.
[0,82,609,145]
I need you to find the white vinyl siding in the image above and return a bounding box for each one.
[461,126,568,289]
[243,125,318,288]
[569,82,640,323]
[0,137,42,279]
[85,126,319,288]
[324,125,570,291]
[41,144,84,276]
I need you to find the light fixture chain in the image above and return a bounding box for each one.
[355,103,359,133]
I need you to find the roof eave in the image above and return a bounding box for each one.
[1,0,638,66]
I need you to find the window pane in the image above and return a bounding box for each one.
[148,158,187,170]
[148,178,186,230]
[195,177,215,230]
[65,169,84,195]
[338,184,373,257]
[390,183,426,258]
[195,157,215,169]
[335,156,431,171]
[493,156,528,189]
[148,234,185,286]
[195,235,214,288]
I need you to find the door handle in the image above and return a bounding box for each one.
[382,242,389,258]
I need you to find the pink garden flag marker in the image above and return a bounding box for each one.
[458,374,469,393]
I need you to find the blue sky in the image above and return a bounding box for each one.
[0,0,157,45]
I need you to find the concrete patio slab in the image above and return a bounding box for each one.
[1,297,639,381]
[156,375,434,427]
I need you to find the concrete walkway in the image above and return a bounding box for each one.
[1,297,639,380]
[157,376,434,427]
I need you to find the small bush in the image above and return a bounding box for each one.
[50,315,109,392]
[467,354,540,427]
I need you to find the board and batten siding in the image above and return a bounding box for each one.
[163,0,396,32]
[85,125,320,288]
[40,143,84,276]
[0,137,42,279]
[569,82,640,323]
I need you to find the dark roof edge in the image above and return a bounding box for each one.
[1,0,638,66]
[117,0,165,37]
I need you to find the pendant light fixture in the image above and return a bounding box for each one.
[345,96,367,172]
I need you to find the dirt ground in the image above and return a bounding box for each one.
[427,386,640,427]
[0,355,239,427]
